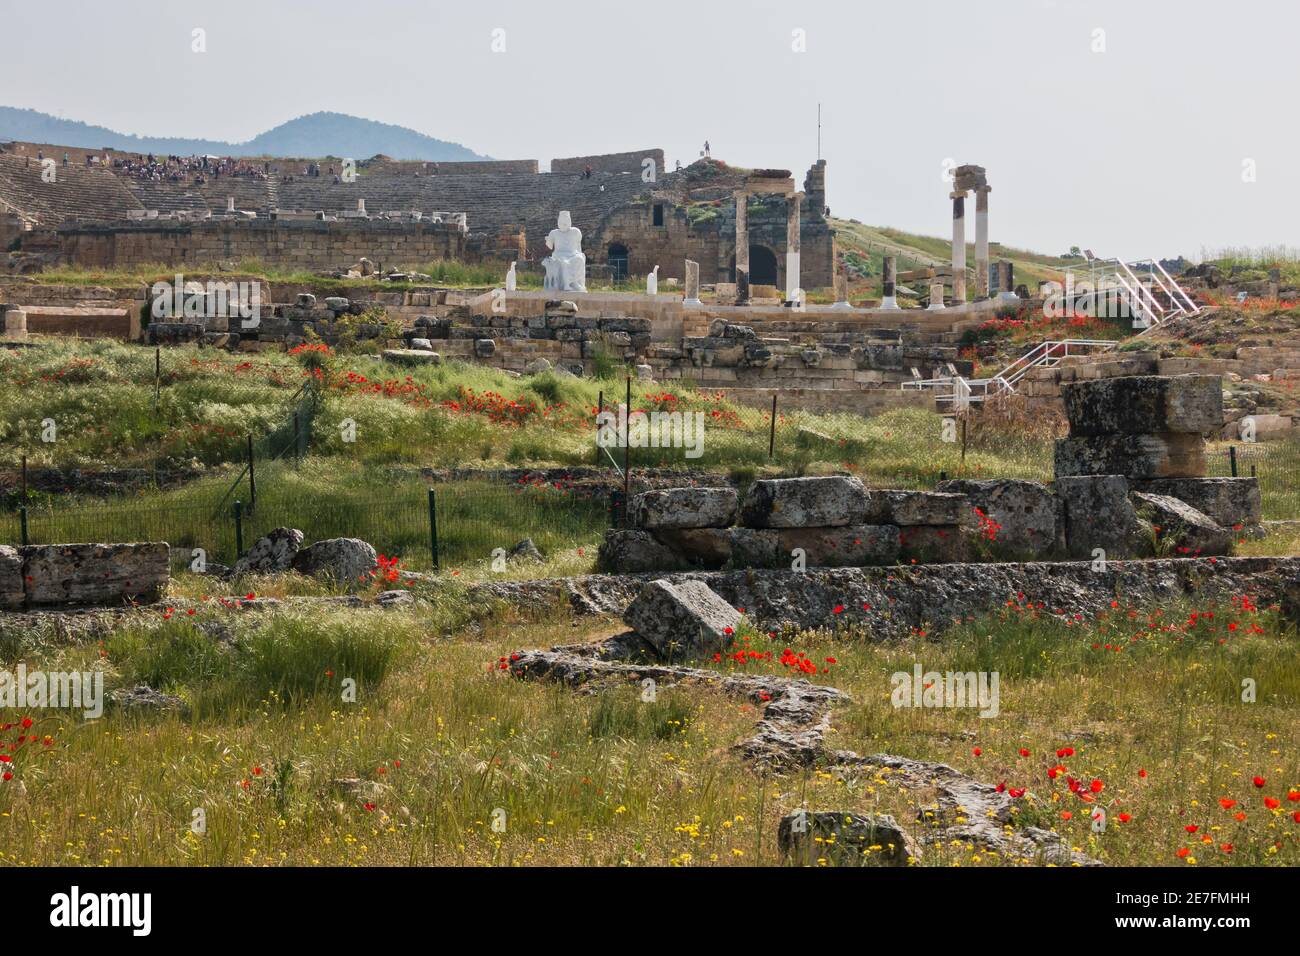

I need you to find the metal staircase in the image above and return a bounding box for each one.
[1061,256,1203,332]
[902,339,1119,409]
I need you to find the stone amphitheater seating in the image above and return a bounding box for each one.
[0,154,142,223]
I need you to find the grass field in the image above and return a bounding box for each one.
[0,592,1295,867]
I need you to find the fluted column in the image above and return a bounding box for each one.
[974,185,990,299]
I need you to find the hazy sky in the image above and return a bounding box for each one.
[3,0,1296,260]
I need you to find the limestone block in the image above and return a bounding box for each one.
[936,478,1062,557]
[1054,476,1148,560]
[779,811,919,867]
[623,579,741,660]
[739,476,876,528]
[632,487,738,530]
[0,546,23,609]
[21,543,170,607]
[1130,493,1231,556]
[1054,433,1206,479]
[1134,477,1262,529]
[1062,374,1222,436]
[597,530,683,573]
[885,490,970,527]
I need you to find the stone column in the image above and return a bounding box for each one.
[2,306,28,342]
[734,191,750,305]
[998,261,1018,301]
[683,259,701,305]
[950,190,967,303]
[927,282,946,310]
[785,191,803,303]
[227,196,236,213]
[879,255,899,309]
[974,186,990,298]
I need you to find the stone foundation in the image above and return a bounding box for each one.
[0,542,170,609]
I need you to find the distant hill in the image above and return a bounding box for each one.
[0,107,488,161]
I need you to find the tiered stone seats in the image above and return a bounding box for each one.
[0,154,142,223]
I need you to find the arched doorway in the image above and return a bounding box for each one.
[730,245,778,287]
[607,243,629,280]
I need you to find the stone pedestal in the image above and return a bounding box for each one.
[734,191,750,305]
[997,261,1018,301]
[785,191,803,302]
[831,266,852,309]
[2,306,27,342]
[974,186,990,299]
[950,191,967,303]
[683,259,701,306]
[879,255,900,309]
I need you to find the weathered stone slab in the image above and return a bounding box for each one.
[885,490,969,526]
[1054,432,1206,479]
[739,475,878,528]
[622,579,741,660]
[597,530,683,573]
[381,348,442,366]
[632,487,738,530]
[21,543,170,606]
[770,526,900,568]
[0,546,24,610]
[651,528,735,568]
[1131,492,1231,556]
[1054,475,1148,560]
[1062,374,1223,436]
[935,478,1061,557]
[778,811,919,866]
[1135,477,1263,529]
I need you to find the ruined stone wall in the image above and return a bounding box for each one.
[52,219,470,272]
[0,543,169,609]
[551,150,664,176]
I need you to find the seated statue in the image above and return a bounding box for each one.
[542,211,587,293]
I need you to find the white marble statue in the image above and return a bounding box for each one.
[647,265,659,295]
[505,261,517,292]
[542,211,587,293]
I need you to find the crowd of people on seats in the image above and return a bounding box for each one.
[110,154,270,184]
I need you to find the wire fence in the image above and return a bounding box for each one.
[0,479,614,572]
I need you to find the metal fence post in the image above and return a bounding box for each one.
[1229,445,1238,478]
[247,433,257,509]
[768,393,777,458]
[18,505,28,547]
[595,389,604,466]
[623,375,632,525]
[427,487,440,569]
[234,500,244,557]
[293,411,302,466]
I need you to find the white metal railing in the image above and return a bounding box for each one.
[902,338,1118,405]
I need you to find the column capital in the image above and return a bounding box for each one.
[949,189,968,201]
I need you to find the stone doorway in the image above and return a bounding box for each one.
[607,243,629,280]
[731,245,778,287]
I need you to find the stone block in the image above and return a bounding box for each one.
[1054,433,1206,479]
[779,811,919,867]
[233,527,303,576]
[730,526,899,568]
[632,487,738,530]
[898,525,970,563]
[21,543,170,607]
[1130,493,1231,556]
[1134,477,1262,529]
[936,478,1062,558]
[885,490,969,526]
[0,546,23,610]
[597,530,683,573]
[739,475,876,528]
[623,579,741,660]
[1062,374,1222,436]
[292,537,378,584]
[1054,476,1148,560]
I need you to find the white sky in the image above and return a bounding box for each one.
[3,0,1296,260]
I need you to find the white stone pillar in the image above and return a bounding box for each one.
[2,306,27,341]
[879,255,900,309]
[785,191,803,303]
[951,190,967,303]
[684,259,701,305]
[227,196,236,213]
[734,191,750,304]
[927,282,946,310]
[974,186,990,299]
